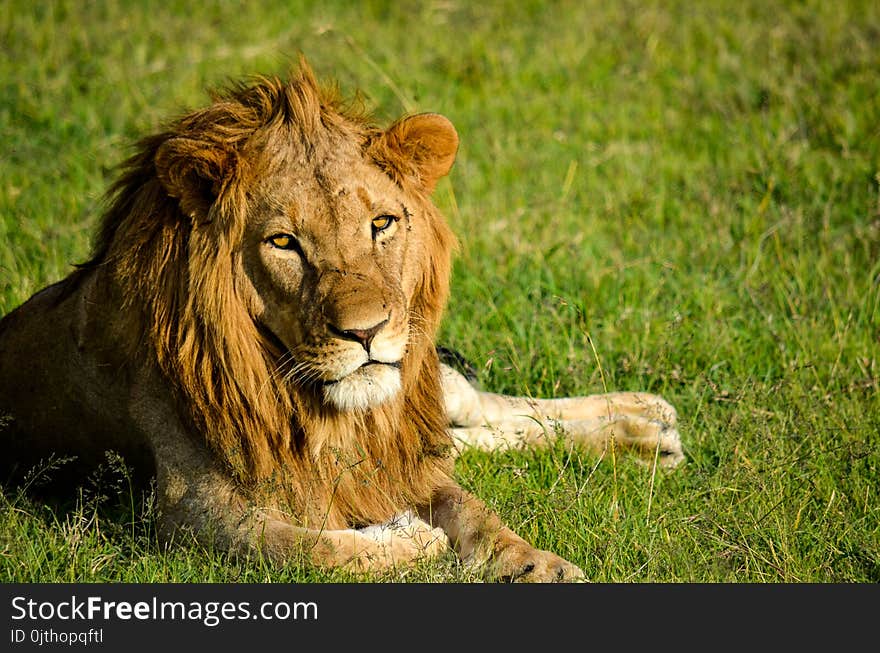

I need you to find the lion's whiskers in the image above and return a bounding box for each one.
[255,349,297,402]
[406,311,431,345]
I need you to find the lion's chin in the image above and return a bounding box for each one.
[322,363,402,412]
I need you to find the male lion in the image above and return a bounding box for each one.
[0,61,682,582]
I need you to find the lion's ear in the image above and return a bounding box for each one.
[381,113,459,193]
[155,137,235,218]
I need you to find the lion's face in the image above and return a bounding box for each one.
[149,71,458,418]
[238,144,422,412]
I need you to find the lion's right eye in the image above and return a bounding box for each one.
[267,234,298,250]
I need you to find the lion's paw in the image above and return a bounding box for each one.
[557,413,684,468]
[613,416,685,468]
[489,543,585,583]
[350,511,450,571]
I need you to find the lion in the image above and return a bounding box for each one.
[0,61,682,582]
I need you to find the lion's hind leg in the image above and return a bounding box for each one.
[451,414,683,468]
[440,363,684,467]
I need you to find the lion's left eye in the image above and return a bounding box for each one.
[267,234,298,250]
[371,215,397,233]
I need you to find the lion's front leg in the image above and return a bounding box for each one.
[418,483,584,582]
[135,374,448,575]
[152,444,450,573]
[154,460,449,573]
[249,511,450,573]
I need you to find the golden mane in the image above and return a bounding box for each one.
[76,62,456,528]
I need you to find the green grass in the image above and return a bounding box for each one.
[1,0,878,582]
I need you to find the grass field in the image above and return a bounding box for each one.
[1,0,878,582]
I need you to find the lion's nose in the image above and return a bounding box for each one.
[329,318,389,354]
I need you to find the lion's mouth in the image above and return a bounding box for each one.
[322,360,402,386]
[321,360,403,411]
[258,323,403,409]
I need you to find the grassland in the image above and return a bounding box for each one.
[1,0,878,582]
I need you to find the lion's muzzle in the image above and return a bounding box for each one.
[321,360,403,411]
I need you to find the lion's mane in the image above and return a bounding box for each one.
[73,63,456,529]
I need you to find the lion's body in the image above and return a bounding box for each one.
[0,276,152,487]
[0,62,682,581]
